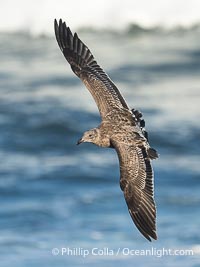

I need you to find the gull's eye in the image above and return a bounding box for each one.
[89,134,92,138]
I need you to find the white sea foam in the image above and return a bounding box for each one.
[0,0,200,35]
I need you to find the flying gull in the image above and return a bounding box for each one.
[54,19,158,241]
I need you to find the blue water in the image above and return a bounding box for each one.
[0,29,200,267]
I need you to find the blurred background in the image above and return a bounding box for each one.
[0,0,200,266]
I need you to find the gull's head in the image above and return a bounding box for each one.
[77,128,100,145]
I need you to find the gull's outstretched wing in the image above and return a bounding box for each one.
[54,19,129,119]
[111,138,157,241]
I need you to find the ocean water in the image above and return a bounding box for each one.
[0,27,200,267]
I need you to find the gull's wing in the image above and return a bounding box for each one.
[54,19,129,119]
[111,138,157,241]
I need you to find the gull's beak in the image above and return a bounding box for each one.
[76,138,84,145]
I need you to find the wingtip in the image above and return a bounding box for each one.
[130,211,157,242]
[144,230,157,242]
[146,235,152,242]
[74,32,78,39]
[54,19,58,28]
[58,18,63,30]
[54,18,63,27]
[154,233,158,240]
[144,231,157,242]
[128,195,157,242]
[151,231,158,241]
[54,18,97,77]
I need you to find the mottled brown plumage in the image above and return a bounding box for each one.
[54,19,158,241]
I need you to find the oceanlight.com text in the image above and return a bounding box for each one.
[51,247,194,258]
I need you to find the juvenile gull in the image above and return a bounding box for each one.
[54,19,158,241]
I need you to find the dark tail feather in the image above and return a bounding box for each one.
[148,148,159,159]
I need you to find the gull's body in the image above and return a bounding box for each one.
[54,19,158,241]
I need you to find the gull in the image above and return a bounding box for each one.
[54,19,158,241]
